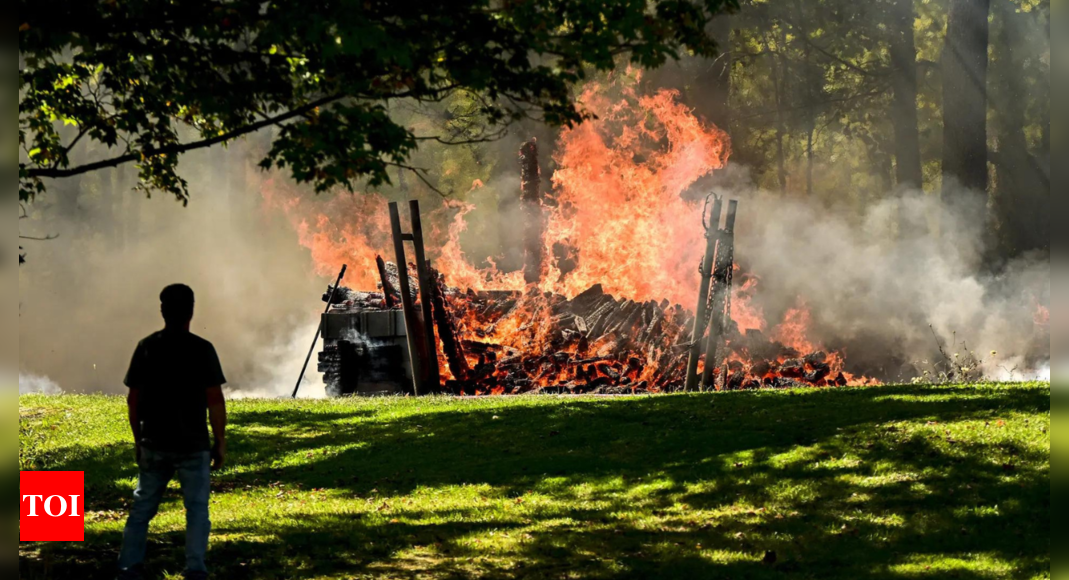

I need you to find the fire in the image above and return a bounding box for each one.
[261,178,391,290]
[263,79,877,394]
[543,85,730,306]
[431,199,526,293]
[771,301,819,356]
[731,271,766,334]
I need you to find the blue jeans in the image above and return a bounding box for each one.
[118,448,212,575]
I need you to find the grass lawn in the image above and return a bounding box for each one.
[19,383,1050,580]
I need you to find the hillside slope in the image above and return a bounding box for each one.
[20,384,1050,580]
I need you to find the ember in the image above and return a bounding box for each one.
[322,256,875,394]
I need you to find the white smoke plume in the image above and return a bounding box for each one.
[19,373,61,395]
[705,164,1049,382]
[17,137,1048,394]
[18,141,327,397]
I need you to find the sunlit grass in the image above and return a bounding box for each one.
[20,383,1049,579]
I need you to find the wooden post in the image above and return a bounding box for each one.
[685,196,723,391]
[389,202,425,396]
[409,200,442,393]
[700,200,738,390]
[520,138,544,285]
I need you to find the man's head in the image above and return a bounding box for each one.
[160,284,195,328]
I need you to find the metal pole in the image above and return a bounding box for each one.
[685,196,723,391]
[292,264,347,399]
[409,200,442,393]
[700,200,738,390]
[389,202,425,395]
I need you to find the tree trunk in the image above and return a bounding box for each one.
[794,0,817,197]
[767,29,789,194]
[942,0,991,204]
[706,14,733,134]
[991,2,1048,258]
[806,126,815,197]
[889,0,924,191]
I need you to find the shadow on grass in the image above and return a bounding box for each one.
[21,385,1050,579]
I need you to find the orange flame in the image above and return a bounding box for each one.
[261,80,878,391]
[261,178,390,289]
[544,85,730,305]
[771,301,819,356]
[731,272,767,334]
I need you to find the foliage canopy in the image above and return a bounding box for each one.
[18,0,738,203]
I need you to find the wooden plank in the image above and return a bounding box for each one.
[409,200,442,392]
[389,202,425,396]
[430,267,471,383]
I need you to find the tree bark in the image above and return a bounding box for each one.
[889,0,924,191]
[942,0,991,203]
[706,14,733,134]
[767,28,789,194]
[794,0,817,197]
[991,3,1048,258]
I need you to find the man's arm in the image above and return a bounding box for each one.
[207,386,227,471]
[127,388,142,462]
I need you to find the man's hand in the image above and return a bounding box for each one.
[211,439,226,472]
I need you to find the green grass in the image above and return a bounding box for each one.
[19,383,1050,580]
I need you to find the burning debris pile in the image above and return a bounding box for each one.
[439,283,862,395]
[439,284,692,395]
[322,252,870,396]
[279,83,878,397]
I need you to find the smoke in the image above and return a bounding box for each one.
[18,140,328,397]
[17,93,1048,396]
[18,373,60,395]
[706,163,1050,382]
[1027,361,1049,383]
[230,320,327,400]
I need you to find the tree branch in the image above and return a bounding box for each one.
[26,95,343,180]
[413,129,509,146]
[386,162,450,197]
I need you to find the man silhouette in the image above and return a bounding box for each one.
[118,285,227,580]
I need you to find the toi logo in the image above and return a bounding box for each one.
[20,472,85,542]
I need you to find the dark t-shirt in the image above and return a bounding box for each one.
[124,330,226,453]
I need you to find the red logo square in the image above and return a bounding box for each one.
[20,472,85,542]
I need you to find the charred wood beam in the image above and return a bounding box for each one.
[389,202,426,396]
[520,138,545,285]
[376,255,399,308]
[686,196,723,391]
[409,200,442,392]
[430,267,471,383]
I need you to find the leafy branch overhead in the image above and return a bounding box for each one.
[18,0,739,202]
